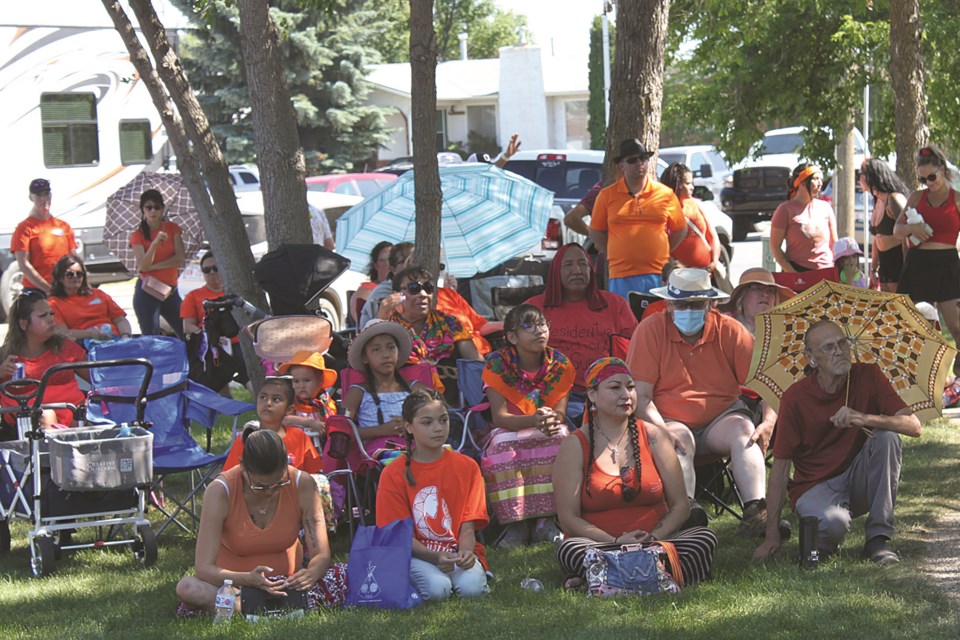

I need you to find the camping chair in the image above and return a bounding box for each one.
[772,267,838,292]
[87,337,255,536]
[452,359,489,458]
[627,291,663,322]
[490,284,546,321]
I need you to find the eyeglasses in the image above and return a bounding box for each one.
[670,300,710,311]
[245,471,291,492]
[201,265,219,275]
[520,319,550,333]
[811,336,854,355]
[623,155,651,165]
[918,172,939,184]
[63,270,84,280]
[620,465,638,503]
[143,204,164,211]
[403,281,435,295]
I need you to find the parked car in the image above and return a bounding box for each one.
[720,126,868,240]
[375,152,464,176]
[228,164,261,192]
[306,172,397,198]
[658,145,731,201]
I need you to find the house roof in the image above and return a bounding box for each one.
[367,51,588,101]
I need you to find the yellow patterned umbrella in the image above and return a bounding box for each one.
[747,280,956,423]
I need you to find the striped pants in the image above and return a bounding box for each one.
[556,526,718,586]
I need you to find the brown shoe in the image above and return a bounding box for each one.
[737,499,769,537]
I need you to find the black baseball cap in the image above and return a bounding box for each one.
[29,178,51,194]
[614,139,654,163]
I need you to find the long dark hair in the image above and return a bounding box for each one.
[0,292,65,363]
[367,241,393,282]
[361,333,411,425]
[50,254,92,298]
[138,189,165,242]
[660,162,692,197]
[400,388,446,486]
[861,157,908,197]
[239,425,288,476]
[503,303,546,351]
[583,396,641,499]
[788,162,819,198]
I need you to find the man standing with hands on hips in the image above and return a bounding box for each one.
[11,178,79,295]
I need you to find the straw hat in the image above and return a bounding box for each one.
[720,268,795,312]
[347,320,413,370]
[277,350,337,388]
[650,268,730,301]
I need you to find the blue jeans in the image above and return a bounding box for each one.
[133,277,183,338]
[409,556,488,601]
[608,274,660,299]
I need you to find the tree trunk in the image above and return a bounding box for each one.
[835,122,856,239]
[889,0,929,186]
[237,0,312,249]
[409,0,442,276]
[603,0,670,182]
[122,0,267,386]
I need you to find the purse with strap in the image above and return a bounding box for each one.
[140,275,173,301]
[584,540,684,598]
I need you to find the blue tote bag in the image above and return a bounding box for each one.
[346,518,422,609]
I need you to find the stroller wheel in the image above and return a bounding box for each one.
[133,524,158,567]
[0,520,10,554]
[30,536,56,577]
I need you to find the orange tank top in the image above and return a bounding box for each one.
[215,465,304,578]
[574,425,668,537]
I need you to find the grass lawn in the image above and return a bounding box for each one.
[2,417,960,640]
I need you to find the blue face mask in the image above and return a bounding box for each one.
[673,309,707,335]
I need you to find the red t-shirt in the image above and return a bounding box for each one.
[0,340,87,425]
[11,216,77,288]
[49,291,126,332]
[129,220,182,286]
[223,425,322,474]
[377,449,488,559]
[526,290,637,391]
[671,197,715,268]
[774,363,907,507]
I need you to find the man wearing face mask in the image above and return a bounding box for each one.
[625,268,778,537]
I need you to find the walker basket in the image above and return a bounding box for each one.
[48,426,153,492]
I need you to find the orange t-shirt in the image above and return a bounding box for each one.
[436,286,491,356]
[11,215,77,288]
[572,428,668,537]
[49,291,126,332]
[377,449,489,559]
[215,465,304,578]
[0,340,86,426]
[626,309,752,430]
[223,425,322,474]
[671,197,715,268]
[591,177,685,279]
[129,220,181,286]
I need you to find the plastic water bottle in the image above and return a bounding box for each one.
[903,207,933,247]
[213,579,238,624]
[116,424,132,438]
[520,578,544,592]
[100,323,113,338]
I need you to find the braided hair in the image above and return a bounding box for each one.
[584,399,598,496]
[626,415,642,495]
[400,388,446,486]
[582,402,642,500]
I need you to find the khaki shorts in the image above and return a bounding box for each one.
[665,399,754,454]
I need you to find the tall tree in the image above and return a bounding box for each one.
[237,0,311,249]
[375,0,528,63]
[105,0,267,385]
[410,0,442,275]
[174,0,390,174]
[587,15,614,151]
[889,0,929,184]
[603,0,671,181]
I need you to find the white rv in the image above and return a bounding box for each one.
[0,2,187,319]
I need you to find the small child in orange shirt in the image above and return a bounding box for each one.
[376,389,490,602]
[278,350,338,447]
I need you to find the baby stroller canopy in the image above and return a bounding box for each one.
[254,244,351,315]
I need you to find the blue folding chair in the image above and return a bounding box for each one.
[453,359,489,457]
[86,337,254,536]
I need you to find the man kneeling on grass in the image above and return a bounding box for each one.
[753,320,921,565]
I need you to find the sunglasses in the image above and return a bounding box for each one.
[918,172,939,184]
[63,270,84,280]
[245,471,291,492]
[623,155,652,165]
[143,204,164,211]
[403,281,435,295]
[20,288,48,300]
[620,465,638,503]
[201,265,219,274]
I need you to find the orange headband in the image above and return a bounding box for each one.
[792,166,820,190]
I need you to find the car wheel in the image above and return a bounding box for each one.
[732,218,754,242]
[0,263,23,321]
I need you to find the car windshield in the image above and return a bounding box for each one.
[761,133,803,155]
[659,153,684,166]
[503,160,602,200]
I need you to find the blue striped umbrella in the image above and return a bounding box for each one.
[335,163,554,277]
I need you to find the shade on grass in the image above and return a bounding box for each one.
[2,420,959,640]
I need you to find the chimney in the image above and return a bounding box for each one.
[458,32,468,61]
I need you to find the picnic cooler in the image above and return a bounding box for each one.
[48,426,153,492]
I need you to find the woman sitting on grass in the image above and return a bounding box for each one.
[176,428,345,615]
[553,357,717,590]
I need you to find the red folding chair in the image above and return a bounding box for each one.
[772,267,838,292]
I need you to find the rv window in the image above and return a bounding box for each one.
[40,93,100,167]
[119,120,152,165]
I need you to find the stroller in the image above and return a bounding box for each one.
[0,359,156,577]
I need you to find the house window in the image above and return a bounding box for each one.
[467,104,497,151]
[564,100,589,150]
[40,93,99,167]
[119,120,152,165]
[435,109,448,151]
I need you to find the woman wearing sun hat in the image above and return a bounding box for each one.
[718,268,796,335]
